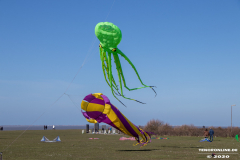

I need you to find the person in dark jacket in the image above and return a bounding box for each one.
[209,128,214,141]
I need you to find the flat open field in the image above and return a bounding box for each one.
[0,129,239,160]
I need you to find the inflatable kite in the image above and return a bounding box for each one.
[95,22,156,104]
[41,136,61,142]
[81,93,152,146]
[199,138,211,142]
[119,137,135,141]
[151,137,169,139]
[235,135,239,142]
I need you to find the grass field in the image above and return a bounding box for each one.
[0,129,239,160]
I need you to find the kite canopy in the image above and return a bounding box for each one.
[199,138,211,142]
[235,135,239,142]
[95,22,122,50]
[41,136,61,142]
[81,93,152,146]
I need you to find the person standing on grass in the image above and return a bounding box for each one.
[204,129,209,138]
[209,128,214,141]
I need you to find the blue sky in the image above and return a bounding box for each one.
[1,0,240,127]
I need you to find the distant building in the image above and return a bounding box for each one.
[86,124,89,133]
[94,123,99,132]
[102,125,106,131]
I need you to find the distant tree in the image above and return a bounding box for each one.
[144,119,163,135]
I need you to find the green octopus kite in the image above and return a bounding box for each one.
[95,22,156,105]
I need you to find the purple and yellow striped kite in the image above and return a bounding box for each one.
[81,93,151,146]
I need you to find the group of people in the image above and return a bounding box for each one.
[44,125,48,130]
[44,125,55,130]
[0,126,3,131]
[204,128,214,141]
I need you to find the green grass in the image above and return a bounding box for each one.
[0,130,239,160]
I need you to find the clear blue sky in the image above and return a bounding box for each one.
[1,0,240,127]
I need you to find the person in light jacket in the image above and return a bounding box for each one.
[204,129,209,138]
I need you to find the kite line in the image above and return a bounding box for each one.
[1,0,116,153]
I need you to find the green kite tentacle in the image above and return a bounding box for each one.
[103,62,122,96]
[113,53,146,104]
[107,52,126,106]
[100,50,111,87]
[117,49,152,90]
[117,49,157,96]
[103,53,119,92]
[100,49,119,93]
[113,54,126,96]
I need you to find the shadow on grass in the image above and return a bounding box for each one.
[161,145,180,148]
[117,149,159,152]
[182,146,204,148]
[161,145,203,149]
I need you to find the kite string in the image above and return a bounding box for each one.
[64,0,115,94]
[64,37,97,93]
[105,0,115,21]
[64,0,116,101]
[3,35,97,152]
[2,93,65,152]
[64,93,81,111]
[1,0,116,153]
[1,36,96,152]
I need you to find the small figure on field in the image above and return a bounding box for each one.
[44,125,46,130]
[46,125,47,130]
[53,125,55,130]
[204,129,209,138]
[209,128,214,141]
